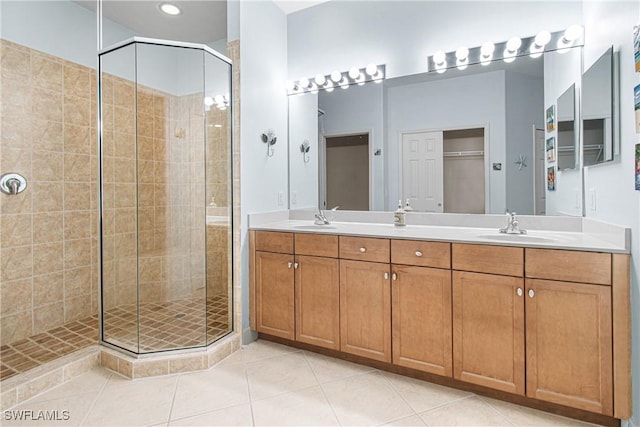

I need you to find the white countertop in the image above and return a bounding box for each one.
[249,214,630,254]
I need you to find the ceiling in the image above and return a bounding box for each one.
[74,0,329,44]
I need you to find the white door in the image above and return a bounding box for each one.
[402,131,443,212]
[533,128,546,215]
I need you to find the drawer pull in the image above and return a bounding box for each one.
[415,251,423,257]
[359,247,367,253]
[384,272,389,280]
[528,289,535,298]
[517,287,523,297]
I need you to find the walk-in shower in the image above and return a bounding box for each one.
[98,38,233,355]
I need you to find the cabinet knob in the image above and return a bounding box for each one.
[384,272,389,280]
[359,247,367,253]
[294,262,299,269]
[415,251,423,257]
[517,287,523,297]
[287,262,292,269]
[528,289,535,298]
[392,273,397,281]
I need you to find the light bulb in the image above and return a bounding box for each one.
[309,83,318,94]
[480,42,495,56]
[299,77,310,88]
[204,96,214,106]
[563,25,583,42]
[348,67,361,80]
[339,77,349,89]
[324,81,334,92]
[214,95,224,104]
[433,50,446,65]
[506,37,522,53]
[330,70,342,83]
[314,74,326,86]
[365,64,377,76]
[534,31,551,47]
[373,69,384,82]
[455,46,469,61]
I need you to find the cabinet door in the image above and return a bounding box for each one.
[255,251,294,339]
[295,255,340,350]
[453,271,525,395]
[526,279,613,415]
[340,260,391,362]
[392,265,452,376]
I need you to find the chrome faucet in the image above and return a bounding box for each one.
[499,212,526,234]
[314,206,339,225]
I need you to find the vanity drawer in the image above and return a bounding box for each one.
[526,248,611,285]
[295,233,338,258]
[255,231,294,254]
[452,243,523,277]
[391,239,450,269]
[339,236,390,263]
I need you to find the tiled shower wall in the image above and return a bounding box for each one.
[1,39,233,347]
[0,39,99,346]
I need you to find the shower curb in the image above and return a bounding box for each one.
[99,333,241,379]
[0,346,101,411]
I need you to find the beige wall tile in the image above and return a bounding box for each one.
[0,310,32,346]
[114,158,136,183]
[64,266,91,296]
[64,125,91,154]
[0,278,32,315]
[33,302,64,334]
[117,358,133,378]
[33,242,63,276]
[32,150,63,181]
[33,271,63,307]
[63,64,91,99]
[64,95,90,127]
[113,208,136,234]
[63,238,91,269]
[0,214,33,248]
[1,245,33,281]
[32,212,63,244]
[64,182,91,210]
[31,52,63,92]
[169,355,205,374]
[100,351,118,373]
[64,293,91,322]
[0,146,32,174]
[1,44,30,80]
[63,210,92,240]
[137,113,154,138]
[64,153,91,182]
[32,88,63,122]
[32,181,63,212]
[113,79,134,109]
[114,107,135,134]
[32,119,64,152]
[1,112,32,149]
[134,360,168,379]
[16,369,64,402]
[113,131,135,158]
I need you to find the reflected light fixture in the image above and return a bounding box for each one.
[557,24,583,52]
[159,3,181,15]
[480,42,494,65]
[433,50,447,73]
[455,46,469,70]
[286,65,386,94]
[504,36,521,63]
[530,30,551,58]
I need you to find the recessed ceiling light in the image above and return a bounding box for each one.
[159,3,181,16]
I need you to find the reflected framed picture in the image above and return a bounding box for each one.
[635,144,640,191]
[547,166,556,191]
[634,25,640,72]
[546,137,556,162]
[546,105,555,132]
[635,84,640,133]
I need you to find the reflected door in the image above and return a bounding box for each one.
[402,131,443,212]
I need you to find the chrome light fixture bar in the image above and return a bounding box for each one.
[286,64,386,95]
[427,26,583,74]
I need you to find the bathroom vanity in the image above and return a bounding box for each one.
[248,211,631,425]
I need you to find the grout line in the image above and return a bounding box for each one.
[379,370,418,417]
[78,368,112,426]
[301,351,343,426]
[243,357,256,427]
[164,372,181,425]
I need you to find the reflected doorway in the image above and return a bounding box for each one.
[321,133,370,210]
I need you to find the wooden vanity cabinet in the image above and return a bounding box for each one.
[525,248,614,416]
[390,240,452,376]
[254,231,295,339]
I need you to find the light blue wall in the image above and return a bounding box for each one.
[239,0,288,341]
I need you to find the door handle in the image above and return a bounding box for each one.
[294,262,299,269]
[384,272,389,280]
[392,273,397,281]
[287,262,292,269]
[528,289,535,298]
[517,287,523,297]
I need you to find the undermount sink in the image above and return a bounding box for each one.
[477,234,557,243]
[293,225,337,230]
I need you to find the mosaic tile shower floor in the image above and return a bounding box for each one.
[0,295,230,381]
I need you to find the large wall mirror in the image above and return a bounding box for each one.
[287,46,583,216]
[582,46,615,166]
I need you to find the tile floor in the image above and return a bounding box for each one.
[1,296,231,381]
[2,340,599,427]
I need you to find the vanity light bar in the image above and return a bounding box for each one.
[286,64,386,95]
[204,94,230,111]
[427,26,583,73]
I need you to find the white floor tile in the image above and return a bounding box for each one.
[82,375,177,426]
[380,413,427,426]
[240,339,301,364]
[245,352,318,400]
[419,396,514,426]
[28,368,111,404]
[252,385,339,426]
[322,371,414,426]
[303,350,375,384]
[383,371,473,413]
[169,403,253,426]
